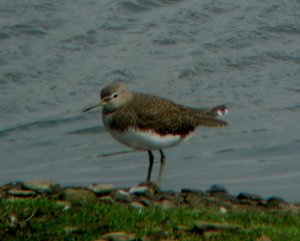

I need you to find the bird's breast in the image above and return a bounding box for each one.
[105,127,185,150]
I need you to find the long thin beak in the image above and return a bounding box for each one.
[82,102,102,113]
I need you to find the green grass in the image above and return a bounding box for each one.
[0,198,299,241]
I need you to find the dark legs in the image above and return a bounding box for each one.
[146,150,154,182]
[157,149,166,187]
[146,149,166,187]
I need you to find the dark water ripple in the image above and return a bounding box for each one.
[0,115,88,138]
[3,24,48,37]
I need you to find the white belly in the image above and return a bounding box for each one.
[107,128,183,150]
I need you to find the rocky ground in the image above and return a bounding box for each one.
[1,180,299,241]
[1,180,297,210]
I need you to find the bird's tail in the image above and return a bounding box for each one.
[211,105,228,116]
[194,105,228,127]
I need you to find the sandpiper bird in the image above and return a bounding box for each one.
[83,82,228,186]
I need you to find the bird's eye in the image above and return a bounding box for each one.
[112,93,118,99]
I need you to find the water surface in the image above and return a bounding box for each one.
[0,0,300,201]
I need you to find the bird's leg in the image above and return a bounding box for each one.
[157,149,166,187]
[147,150,154,182]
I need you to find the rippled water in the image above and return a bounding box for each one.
[1,0,299,201]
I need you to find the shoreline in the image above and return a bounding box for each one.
[1,180,299,209]
[1,180,300,241]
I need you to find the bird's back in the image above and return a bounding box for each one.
[103,92,227,137]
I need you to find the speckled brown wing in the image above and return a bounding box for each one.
[107,93,227,136]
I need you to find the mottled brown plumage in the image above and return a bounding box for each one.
[84,82,228,186]
[104,92,227,137]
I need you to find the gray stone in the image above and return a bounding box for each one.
[237,192,263,202]
[88,184,115,195]
[100,231,136,241]
[139,198,152,207]
[181,188,203,194]
[130,201,145,209]
[99,195,115,204]
[155,199,175,210]
[192,221,241,234]
[136,181,160,193]
[206,185,228,195]
[267,196,288,207]
[62,188,97,205]
[129,185,153,196]
[54,201,71,211]
[23,180,55,193]
[64,226,80,234]
[256,236,272,241]
[114,190,131,202]
[8,188,36,196]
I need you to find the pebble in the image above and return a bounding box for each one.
[237,192,263,202]
[62,188,97,205]
[100,231,136,241]
[55,201,71,211]
[206,185,228,195]
[8,188,36,196]
[267,196,288,207]
[23,180,55,193]
[155,199,175,210]
[181,188,203,194]
[114,190,132,203]
[99,195,115,204]
[129,185,153,196]
[139,198,152,207]
[129,201,145,209]
[8,213,18,225]
[88,184,115,195]
[192,221,241,234]
[219,206,228,214]
[203,230,220,239]
[256,236,272,241]
[141,231,169,241]
[175,224,189,233]
[64,226,80,234]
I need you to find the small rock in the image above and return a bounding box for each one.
[8,213,18,225]
[203,231,220,239]
[64,226,82,234]
[141,236,151,241]
[256,236,272,241]
[237,192,263,202]
[55,201,71,211]
[114,190,131,203]
[206,185,228,195]
[2,182,23,191]
[88,184,115,195]
[130,201,145,209]
[139,198,152,207]
[129,185,154,196]
[181,188,203,194]
[8,188,36,196]
[100,231,136,241]
[219,206,227,214]
[62,188,97,205]
[141,231,168,241]
[267,196,288,207]
[175,224,189,233]
[155,199,175,210]
[137,181,160,192]
[23,180,55,193]
[99,195,115,204]
[192,221,241,234]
